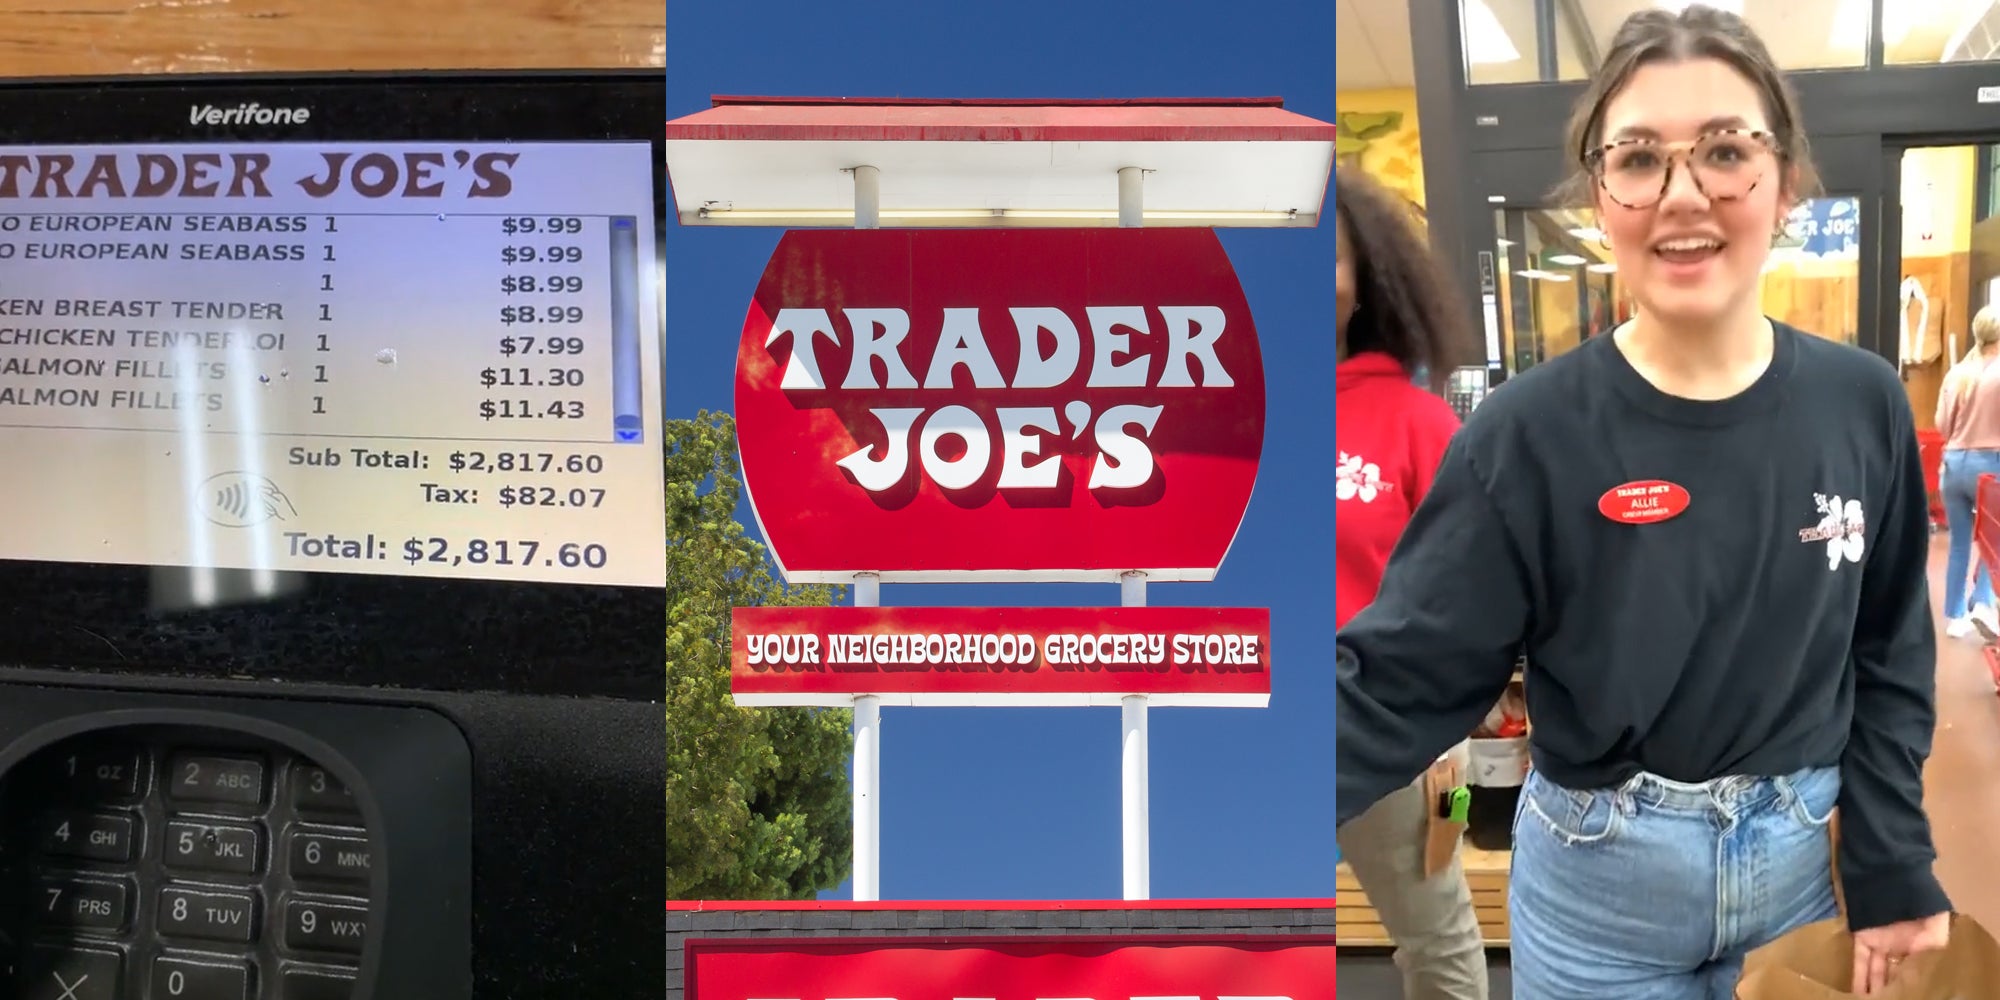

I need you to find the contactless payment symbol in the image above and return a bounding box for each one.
[1597,479,1690,525]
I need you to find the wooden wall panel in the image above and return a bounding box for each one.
[0,0,663,76]
[1761,272,1859,344]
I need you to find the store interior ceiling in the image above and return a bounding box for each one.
[1336,0,2000,89]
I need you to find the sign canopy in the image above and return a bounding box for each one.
[663,96,1336,228]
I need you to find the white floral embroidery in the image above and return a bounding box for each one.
[1798,492,1866,570]
[1336,451,1395,503]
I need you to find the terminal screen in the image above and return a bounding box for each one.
[0,141,667,590]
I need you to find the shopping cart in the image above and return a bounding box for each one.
[1920,429,1946,531]
[1971,472,2000,692]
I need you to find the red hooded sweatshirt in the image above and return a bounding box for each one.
[1335,351,1462,628]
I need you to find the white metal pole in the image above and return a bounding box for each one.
[1118,162,1148,899]
[1118,166,1144,228]
[1120,569,1149,900]
[853,571,882,901]
[854,165,881,230]
[1120,570,1147,606]
[852,694,881,901]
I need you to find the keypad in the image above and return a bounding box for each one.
[1,730,372,999]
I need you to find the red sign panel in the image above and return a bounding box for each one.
[734,228,1266,584]
[685,936,1335,1000]
[730,606,1270,707]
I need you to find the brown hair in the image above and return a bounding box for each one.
[1553,4,1820,208]
[1335,165,1472,391]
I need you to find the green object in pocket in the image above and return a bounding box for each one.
[1446,785,1471,824]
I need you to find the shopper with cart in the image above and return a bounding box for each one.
[1332,164,1487,1000]
[1335,5,1950,997]
[1935,305,2000,641]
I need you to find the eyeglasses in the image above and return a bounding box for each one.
[1584,129,1781,210]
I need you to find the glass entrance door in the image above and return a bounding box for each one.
[1490,204,1623,376]
[1488,197,1867,377]
[1879,141,2000,455]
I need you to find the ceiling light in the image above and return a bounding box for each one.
[1938,1,1994,62]
[1587,262,1618,274]
[1464,0,1521,65]
[1567,226,1605,242]
[1548,253,1589,266]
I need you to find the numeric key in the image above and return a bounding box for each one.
[167,754,266,807]
[159,886,257,943]
[38,876,130,932]
[285,898,367,954]
[47,747,142,802]
[290,763,359,815]
[151,956,251,1000]
[164,820,261,875]
[37,812,136,863]
[288,830,370,884]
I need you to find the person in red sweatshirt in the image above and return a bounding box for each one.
[1333,165,1486,1000]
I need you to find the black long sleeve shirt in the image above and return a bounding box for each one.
[1335,321,1949,931]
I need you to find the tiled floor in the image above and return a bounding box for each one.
[1920,533,2000,931]
[1338,534,2000,997]
[1336,952,1511,998]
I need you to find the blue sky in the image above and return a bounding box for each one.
[666,0,1336,900]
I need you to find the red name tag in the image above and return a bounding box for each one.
[1597,479,1690,524]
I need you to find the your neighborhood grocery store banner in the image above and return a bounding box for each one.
[730,605,1271,706]
[684,935,1335,1000]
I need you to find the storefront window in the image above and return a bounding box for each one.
[1460,0,1591,84]
[1491,208,1620,372]
[1493,197,1863,378]
[1462,0,1873,84]
[1886,0,2000,64]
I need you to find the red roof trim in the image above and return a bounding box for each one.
[667,898,1334,912]
[666,100,1335,144]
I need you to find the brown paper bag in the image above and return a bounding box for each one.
[1735,913,2000,999]
[1420,754,1466,878]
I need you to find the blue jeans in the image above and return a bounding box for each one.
[1941,448,2000,619]
[1509,766,1840,999]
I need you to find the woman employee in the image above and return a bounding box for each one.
[1333,164,1486,1000]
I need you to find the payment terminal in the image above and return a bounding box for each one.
[0,72,669,999]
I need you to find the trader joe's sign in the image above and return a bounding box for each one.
[734,228,1266,583]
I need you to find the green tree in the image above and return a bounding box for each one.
[665,411,853,898]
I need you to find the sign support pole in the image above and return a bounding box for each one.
[1117,164,1150,902]
[849,165,884,902]
[852,571,882,901]
[853,165,881,230]
[1120,570,1149,900]
[1118,167,1144,228]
